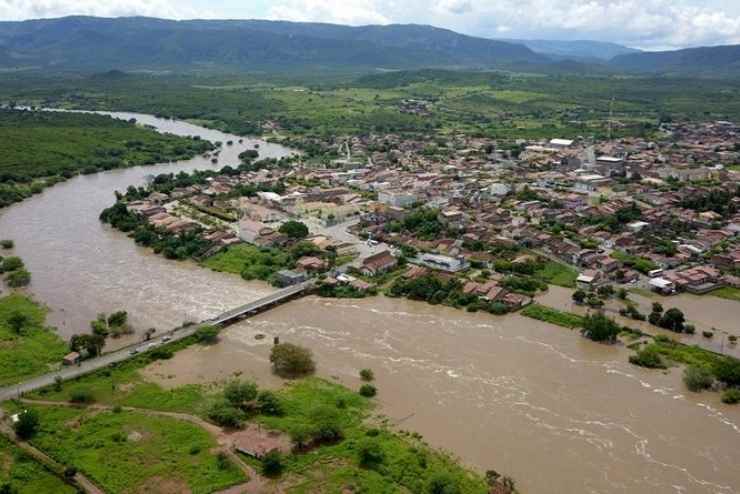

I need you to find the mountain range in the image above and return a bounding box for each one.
[0,16,739,77]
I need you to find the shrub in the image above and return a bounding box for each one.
[357,438,385,468]
[279,220,309,240]
[70,387,95,404]
[427,472,461,494]
[714,359,740,387]
[5,269,30,288]
[721,388,740,405]
[224,380,258,408]
[722,388,740,405]
[359,384,377,397]
[359,368,375,382]
[0,256,23,273]
[683,365,714,392]
[14,409,40,439]
[270,343,316,378]
[702,331,714,339]
[0,240,13,249]
[207,399,245,428]
[149,347,174,360]
[257,391,284,416]
[261,449,284,477]
[629,346,666,369]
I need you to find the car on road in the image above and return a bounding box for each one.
[129,348,139,355]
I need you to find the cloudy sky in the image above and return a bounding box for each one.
[2,0,740,50]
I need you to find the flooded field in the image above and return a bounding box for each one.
[147,295,740,494]
[3,112,739,494]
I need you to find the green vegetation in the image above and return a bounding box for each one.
[0,109,212,208]
[610,250,658,274]
[520,304,584,329]
[629,346,666,369]
[279,220,309,240]
[722,388,740,405]
[631,335,740,393]
[255,379,492,494]
[0,294,68,386]
[683,365,714,392]
[533,261,578,288]
[0,436,76,494]
[710,287,740,302]
[270,343,316,378]
[22,405,245,493]
[203,243,294,282]
[580,313,622,343]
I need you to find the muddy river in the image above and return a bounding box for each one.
[3,112,739,494]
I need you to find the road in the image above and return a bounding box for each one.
[0,283,314,402]
[304,217,393,267]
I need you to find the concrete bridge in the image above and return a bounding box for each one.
[0,281,315,402]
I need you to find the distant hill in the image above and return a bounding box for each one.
[610,44,740,75]
[500,39,640,61]
[0,16,547,72]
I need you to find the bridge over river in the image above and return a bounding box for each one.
[0,281,315,402]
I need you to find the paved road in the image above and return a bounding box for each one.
[0,283,313,402]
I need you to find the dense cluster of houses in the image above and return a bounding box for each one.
[121,119,740,301]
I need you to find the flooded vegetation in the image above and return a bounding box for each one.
[1,113,738,493]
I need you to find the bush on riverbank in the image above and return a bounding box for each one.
[0,294,68,386]
[520,304,583,329]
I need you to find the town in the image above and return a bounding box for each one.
[111,119,740,322]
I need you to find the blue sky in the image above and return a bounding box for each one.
[2,0,740,50]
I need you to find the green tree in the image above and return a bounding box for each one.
[572,289,586,304]
[580,313,621,343]
[270,343,316,377]
[659,308,686,332]
[279,220,309,240]
[107,311,128,327]
[195,325,220,344]
[261,449,284,477]
[14,409,40,439]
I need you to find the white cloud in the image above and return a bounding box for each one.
[265,0,740,49]
[0,0,202,20]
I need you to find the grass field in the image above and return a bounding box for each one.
[709,286,740,302]
[29,336,212,415]
[25,406,246,494]
[0,294,68,386]
[0,436,76,494]
[521,304,584,329]
[534,261,578,288]
[203,243,293,281]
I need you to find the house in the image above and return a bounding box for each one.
[296,256,327,272]
[361,251,398,276]
[62,352,81,366]
[274,270,307,287]
[239,219,274,243]
[577,270,603,288]
[416,253,468,273]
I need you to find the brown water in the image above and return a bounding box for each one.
[3,113,739,493]
[148,295,740,494]
[0,111,292,344]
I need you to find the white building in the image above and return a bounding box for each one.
[378,190,417,208]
